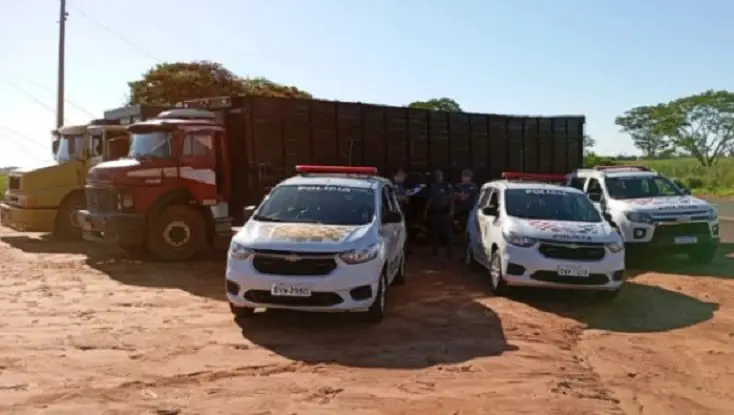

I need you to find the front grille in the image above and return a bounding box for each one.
[244,290,343,306]
[86,187,116,213]
[252,250,338,276]
[538,242,606,261]
[531,271,609,285]
[8,176,20,191]
[652,222,711,244]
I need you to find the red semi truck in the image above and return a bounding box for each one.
[77,95,585,261]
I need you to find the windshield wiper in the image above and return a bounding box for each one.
[252,215,288,222]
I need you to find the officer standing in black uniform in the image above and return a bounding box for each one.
[454,168,478,233]
[423,169,454,257]
[392,168,409,212]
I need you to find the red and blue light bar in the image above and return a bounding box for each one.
[295,165,379,175]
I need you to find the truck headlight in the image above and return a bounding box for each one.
[340,242,382,265]
[229,241,254,261]
[706,207,718,221]
[624,211,653,224]
[502,230,537,248]
[605,242,623,253]
[117,193,134,210]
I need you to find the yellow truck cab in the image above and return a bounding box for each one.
[0,119,130,239]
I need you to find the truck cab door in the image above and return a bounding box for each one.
[179,130,217,203]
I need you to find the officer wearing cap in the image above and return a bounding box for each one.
[392,168,409,212]
[423,169,454,256]
[454,169,478,231]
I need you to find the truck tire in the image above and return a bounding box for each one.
[147,205,207,262]
[53,193,84,240]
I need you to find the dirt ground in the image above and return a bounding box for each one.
[0,224,732,415]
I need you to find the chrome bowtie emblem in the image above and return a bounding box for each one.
[569,244,579,249]
[284,254,300,262]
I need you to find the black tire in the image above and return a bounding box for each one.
[53,192,85,240]
[391,250,406,286]
[147,205,207,262]
[230,303,254,319]
[688,245,718,264]
[488,251,510,296]
[362,271,388,323]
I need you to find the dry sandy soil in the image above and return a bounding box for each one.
[0,225,732,415]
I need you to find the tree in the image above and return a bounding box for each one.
[127,61,311,105]
[615,105,671,158]
[616,90,734,166]
[408,97,462,112]
[583,134,595,155]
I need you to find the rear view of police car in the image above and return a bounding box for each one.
[466,172,625,298]
[567,166,719,264]
[226,165,407,323]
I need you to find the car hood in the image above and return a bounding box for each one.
[506,217,618,243]
[233,220,375,252]
[609,195,712,214]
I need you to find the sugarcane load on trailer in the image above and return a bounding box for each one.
[76,94,586,261]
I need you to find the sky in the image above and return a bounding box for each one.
[1,0,732,168]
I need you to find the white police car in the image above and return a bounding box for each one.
[226,165,407,323]
[566,166,719,264]
[465,172,626,298]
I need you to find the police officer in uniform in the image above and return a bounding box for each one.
[454,169,478,232]
[392,168,409,212]
[424,169,454,257]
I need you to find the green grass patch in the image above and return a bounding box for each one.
[0,173,6,195]
[635,157,734,197]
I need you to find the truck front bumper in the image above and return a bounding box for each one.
[76,210,145,245]
[0,203,57,232]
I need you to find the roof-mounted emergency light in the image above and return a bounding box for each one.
[594,165,652,172]
[295,165,379,176]
[157,108,217,120]
[501,172,567,182]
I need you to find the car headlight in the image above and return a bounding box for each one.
[605,241,623,253]
[339,242,382,265]
[502,230,537,248]
[624,211,653,224]
[706,207,718,221]
[229,241,254,261]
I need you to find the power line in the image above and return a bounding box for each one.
[24,80,96,118]
[0,126,50,161]
[0,125,51,153]
[68,4,161,62]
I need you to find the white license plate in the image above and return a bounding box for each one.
[270,284,312,297]
[674,236,697,244]
[557,265,590,277]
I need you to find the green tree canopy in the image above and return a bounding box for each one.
[407,97,462,112]
[616,90,734,166]
[127,61,311,106]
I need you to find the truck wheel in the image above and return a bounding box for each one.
[688,245,718,264]
[53,193,84,240]
[147,205,207,262]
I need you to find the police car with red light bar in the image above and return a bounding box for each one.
[566,165,719,264]
[465,172,626,298]
[225,165,407,323]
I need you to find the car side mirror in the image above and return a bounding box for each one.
[588,192,602,203]
[243,205,256,221]
[481,206,498,216]
[680,187,692,195]
[383,211,402,224]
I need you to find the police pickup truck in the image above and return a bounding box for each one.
[566,166,719,264]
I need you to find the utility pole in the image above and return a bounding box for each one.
[56,0,67,129]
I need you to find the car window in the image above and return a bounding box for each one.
[568,177,586,191]
[605,176,682,199]
[586,178,602,194]
[505,188,603,222]
[476,189,491,208]
[253,184,376,226]
[183,132,214,157]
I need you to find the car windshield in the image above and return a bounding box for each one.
[605,176,682,199]
[505,188,603,223]
[253,184,376,226]
[128,131,171,159]
[54,134,83,163]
